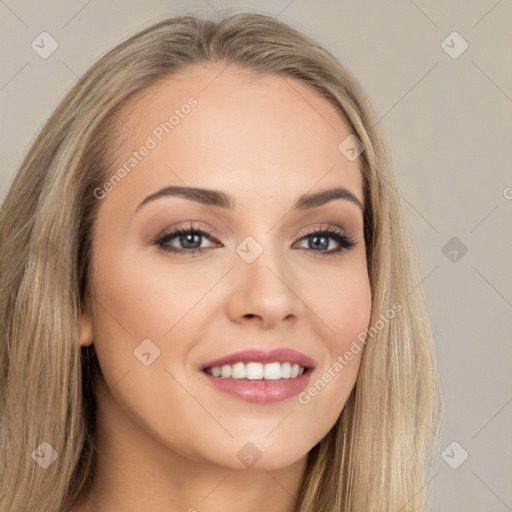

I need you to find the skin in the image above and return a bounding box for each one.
[73,62,372,512]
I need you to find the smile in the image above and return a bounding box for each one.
[200,348,315,404]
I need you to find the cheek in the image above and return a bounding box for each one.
[325,269,372,382]
[90,247,208,344]
[295,266,371,439]
[311,264,372,351]
[87,250,184,388]
[88,245,223,397]
[88,250,214,456]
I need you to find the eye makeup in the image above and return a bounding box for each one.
[154,222,357,259]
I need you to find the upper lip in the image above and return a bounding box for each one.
[200,348,316,371]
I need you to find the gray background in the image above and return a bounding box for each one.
[1,1,511,510]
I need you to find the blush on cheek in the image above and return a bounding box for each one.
[322,277,372,343]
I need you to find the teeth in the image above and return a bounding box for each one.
[220,365,232,378]
[205,361,306,380]
[263,362,281,380]
[281,362,291,378]
[232,362,245,379]
[246,362,263,380]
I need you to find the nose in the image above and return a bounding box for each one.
[225,241,304,329]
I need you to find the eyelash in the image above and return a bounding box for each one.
[154,224,356,258]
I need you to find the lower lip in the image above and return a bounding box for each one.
[201,370,313,404]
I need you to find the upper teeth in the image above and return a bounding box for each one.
[206,362,305,380]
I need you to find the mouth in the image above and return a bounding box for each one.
[199,348,315,404]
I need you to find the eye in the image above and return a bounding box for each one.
[155,224,220,256]
[154,223,357,258]
[293,225,356,258]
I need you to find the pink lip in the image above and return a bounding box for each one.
[200,348,316,370]
[199,348,316,404]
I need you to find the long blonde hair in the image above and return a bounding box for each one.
[0,12,443,511]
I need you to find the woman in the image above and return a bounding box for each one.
[0,12,443,512]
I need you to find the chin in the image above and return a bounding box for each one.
[204,440,311,472]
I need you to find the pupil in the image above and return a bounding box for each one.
[181,233,200,248]
[311,235,328,250]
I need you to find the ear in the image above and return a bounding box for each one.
[79,299,94,347]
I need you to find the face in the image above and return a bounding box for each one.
[81,62,372,472]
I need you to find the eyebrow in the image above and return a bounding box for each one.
[134,185,364,214]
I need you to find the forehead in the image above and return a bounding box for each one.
[103,62,363,217]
